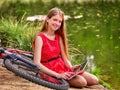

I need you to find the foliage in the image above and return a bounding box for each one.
[0,17,41,51]
[90,68,113,90]
[99,79,113,90]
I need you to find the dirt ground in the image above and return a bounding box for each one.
[0,59,108,90]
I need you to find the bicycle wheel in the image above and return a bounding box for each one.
[4,59,69,90]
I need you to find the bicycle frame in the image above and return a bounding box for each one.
[0,48,70,90]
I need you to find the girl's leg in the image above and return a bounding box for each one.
[82,72,99,86]
[68,75,87,88]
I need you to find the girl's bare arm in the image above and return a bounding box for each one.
[33,36,60,78]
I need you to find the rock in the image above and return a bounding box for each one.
[69,84,108,90]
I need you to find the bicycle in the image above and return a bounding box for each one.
[0,48,69,90]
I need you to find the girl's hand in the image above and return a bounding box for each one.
[56,72,74,80]
[71,65,81,72]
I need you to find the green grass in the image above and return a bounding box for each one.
[0,17,41,51]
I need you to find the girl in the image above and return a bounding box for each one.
[33,7,98,88]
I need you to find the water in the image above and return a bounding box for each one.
[67,17,120,90]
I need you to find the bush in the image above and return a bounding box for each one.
[0,17,41,51]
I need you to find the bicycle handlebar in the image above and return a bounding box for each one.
[0,48,5,53]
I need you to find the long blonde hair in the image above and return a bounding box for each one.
[41,7,70,60]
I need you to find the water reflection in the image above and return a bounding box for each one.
[87,55,96,72]
[26,15,83,21]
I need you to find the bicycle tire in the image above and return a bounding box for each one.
[4,59,69,90]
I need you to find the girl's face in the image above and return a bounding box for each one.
[47,14,63,32]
